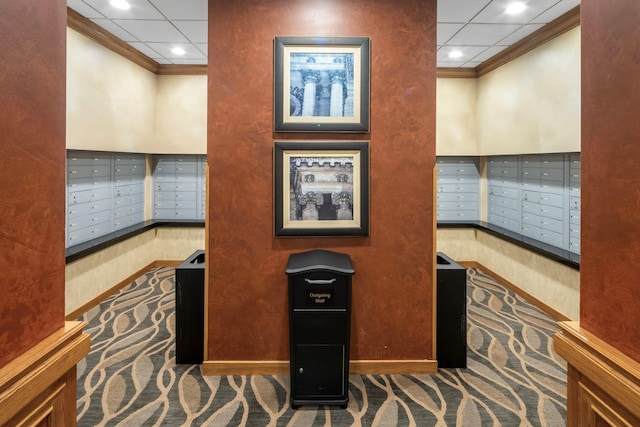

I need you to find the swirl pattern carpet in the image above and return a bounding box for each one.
[77,266,566,426]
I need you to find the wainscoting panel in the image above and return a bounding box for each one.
[0,322,90,426]
[554,321,640,426]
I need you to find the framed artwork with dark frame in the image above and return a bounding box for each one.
[274,36,370,132]
[274,141,370,237]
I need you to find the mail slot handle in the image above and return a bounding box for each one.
[304,278,336,285]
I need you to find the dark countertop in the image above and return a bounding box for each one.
[66,219,579,271]
[437,220,580,270]
[65,220,205,264]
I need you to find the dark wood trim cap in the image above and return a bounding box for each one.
[67,7,159,74]
[436,68,477,79]
[157,64,208,76]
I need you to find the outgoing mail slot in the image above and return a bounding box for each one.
[285,250,355,409]
[292,273,348,309]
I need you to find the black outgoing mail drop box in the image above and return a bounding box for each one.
[175,250,205,364]
[285,250,355,409]
[436,252,467,368]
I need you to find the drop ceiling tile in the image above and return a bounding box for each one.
[114,19,189,42]
[195,43,208,58]
[173,20,208,44]
[154,57,173,64]
[468,45,509,62]
[437,45,489,63]
[499,23,545,45]
[69,0,105,18]
[437,0,492,23]
[471,0,562,24]
[531,0,580,23]
[90,19,138,42]
[447,23,521,46]
[171,58,208,65]
[145,42,206,60]
[128,41,163,58]
[437,23,465,45]
[151,0,207,20]
[89,0,164,20]
[437,60,470,68]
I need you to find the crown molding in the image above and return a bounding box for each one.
[475,6,580,77]
[67,7,159,74]
[157,64,207,76]
[68,6,579,79]
[436,68,477,78]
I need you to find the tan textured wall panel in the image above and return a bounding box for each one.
[65,227,205,315]
[437,228,579,320]
[476,28,580,155]
[66,29,156,152]
[476,232,579,320]
[0,0,67,368]
[65,230,157,315]
[580,0,640,363]
[207,0,437,361]
[436,78,478,155]
[436,228,478,262]
[155,75,207,154]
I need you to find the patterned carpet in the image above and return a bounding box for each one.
[77,267,567,426]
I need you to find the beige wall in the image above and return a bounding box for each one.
[436,78,478,155]
[66,29,156,152]
[66,29,206,154]
[65,227,205,315]
[475,232,580,320]
[155,75,207,154]
[66,24,579,157]
[436,228,478,261]
[437,228,580,320]
[476,27,581,155]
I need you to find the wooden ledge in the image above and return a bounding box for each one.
[0,321,90,425]
[554,321,640,421]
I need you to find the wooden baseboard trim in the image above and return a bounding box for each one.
[155,260,183,268]
[201,359,438,376]
[65,260,182,320]
[350,359,438,375]
[0,321,90,426]
[454,261,477,269]
[462,261,570,322]
[554,321,640,423]
[201,360,289,376]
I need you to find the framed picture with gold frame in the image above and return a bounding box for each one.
[274,141,369,236]
[274,37,370,132]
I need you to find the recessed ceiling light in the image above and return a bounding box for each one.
[448,50,463,59]
[171,47,186,55]
[505,2,526,15]
[110,0,131,10]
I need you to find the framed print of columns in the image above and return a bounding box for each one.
[274,141,370,237]
[274,37,370,132]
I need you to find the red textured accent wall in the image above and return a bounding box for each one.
[0,1,66,368]
[581,1,640,362]
[207,0,436,361]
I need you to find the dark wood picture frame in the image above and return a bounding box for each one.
[274,36,370,132]
[274,141,370,237]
